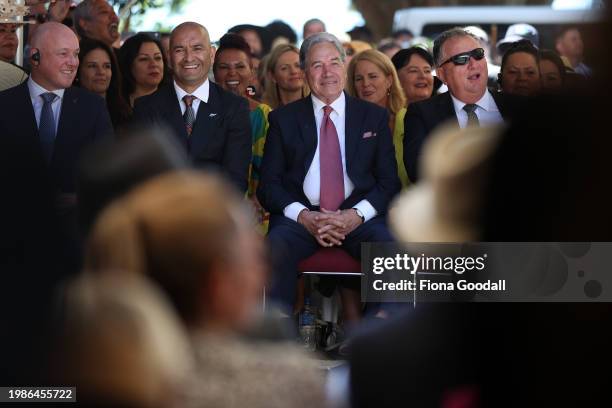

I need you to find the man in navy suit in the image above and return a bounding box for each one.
[257,32,401,312]
[133,22,251,193]
[404,28,519,182]
[0,22,113,195]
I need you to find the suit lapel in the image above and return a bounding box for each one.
[161,85,189,141]
[297,96,317,174]
[344,94,363,174]
[190,81,221,155]
[439,91,459,127]
[15,82,39,142]
[53,87,81,164]
[491,91,507,119]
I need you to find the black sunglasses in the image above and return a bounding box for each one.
[440,48,485,66]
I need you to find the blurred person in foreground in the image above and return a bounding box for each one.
[538,49,566,93]
[76,38,131,130]
[404,27,520,182]
[498,40,541,97]
[555,26,591,77]
[213,33,272,228]
[347,49,409,188]
[85,171,327,408]
[133,22,251,193]
[118,33,167,108]
[258,32,400,318]
[73,0,119,48]
[263,43,309,109]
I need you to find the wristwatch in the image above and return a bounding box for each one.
[352,208,365,223]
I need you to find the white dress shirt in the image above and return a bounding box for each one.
[174,79,210,117]
[451,90,503,128]
[283,93,378,223]
[28,77,65,134]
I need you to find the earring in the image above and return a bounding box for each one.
[387,88,391,96]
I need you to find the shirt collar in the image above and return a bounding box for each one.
[450,90,498,113]
[311,92,345,117]
[27,77,65,100]
[174,79,209,104]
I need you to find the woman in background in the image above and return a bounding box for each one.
[262,44,309,109]
[539,49,566,93]
[391,46,437,106]
[76,38,131,130]
[498,40,541,97]
[347,49,409,187]
[213,33,272,230]
[119,33,167,107]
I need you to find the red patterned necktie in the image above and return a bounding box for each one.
[183,95,196,136]
[319,105,344,211]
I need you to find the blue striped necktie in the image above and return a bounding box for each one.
[39,92,58,162]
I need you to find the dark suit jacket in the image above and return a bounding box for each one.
[403,91,520,182]
[0,82,113,193]
[257,94,400,216]
[132,82,251,193]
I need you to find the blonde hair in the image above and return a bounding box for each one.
[262,44,310,109]
[85,171,247,324]
[346,49,406,115]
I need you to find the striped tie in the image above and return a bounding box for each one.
[183,94,196,136]
[39,92,58,162]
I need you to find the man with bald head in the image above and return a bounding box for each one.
[0,22,113,194]
[133,22,251,193]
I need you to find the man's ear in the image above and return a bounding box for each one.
[436,65,446,84]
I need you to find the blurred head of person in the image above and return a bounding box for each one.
[29,22,79,91]
[343,39,371,65]
[0,23,18,63]
[302,18,325,40]
[169,22,213,94]
[73,0,120,47]
[496,23,539,57]
[555,26,585,67]
[347,49,405,115]
[434,28,488,104]
[300,32,347,104]
[499,40,541,97]
[392,29,414,48]
[119,33,167,106]
[159,32,171,62]
[85,171,268,332]
[228,24,264,57]
[263,43,309,108]
[539,49,565,93]
[378,39,401,59]
[392,46,436,104]
[266,20,297,46]
[213,33,255,102]
[77,38,131,128]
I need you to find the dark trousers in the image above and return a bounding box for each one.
[266,214,394,311]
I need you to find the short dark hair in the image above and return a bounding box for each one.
[118,33,168,102]
[501,40,540,72]
[433,27,480,66]
[213,33,252,75]
[266,20,297,45]
[391,46,434,72]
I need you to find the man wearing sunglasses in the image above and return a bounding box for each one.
[403,28,519,182]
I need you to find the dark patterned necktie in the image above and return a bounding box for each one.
[463,103,480,127]
[39,92,58,162]
[183,94,196,136]
[319,105,344,211]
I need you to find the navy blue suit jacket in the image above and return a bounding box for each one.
[0,82,113,193]
[403,91,520,182]
[257,94,401,216]
[133,82,251,193]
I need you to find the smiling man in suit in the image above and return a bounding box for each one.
[404,28,520,182]
[133,22,251,193]
[258,32,400,313]
[0,21,113,195]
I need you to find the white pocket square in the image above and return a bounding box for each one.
[209,113,217,117]
[362,131,376,138]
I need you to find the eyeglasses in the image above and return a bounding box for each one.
[440,48,485,66]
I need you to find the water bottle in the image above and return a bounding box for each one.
[299,297,317,351]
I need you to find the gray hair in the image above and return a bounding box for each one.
[303,18,326,32]
[73,0,97,38]
[433,27,481,66]
[299,32,345,70]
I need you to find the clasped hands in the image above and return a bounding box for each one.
[298,208,363,247]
